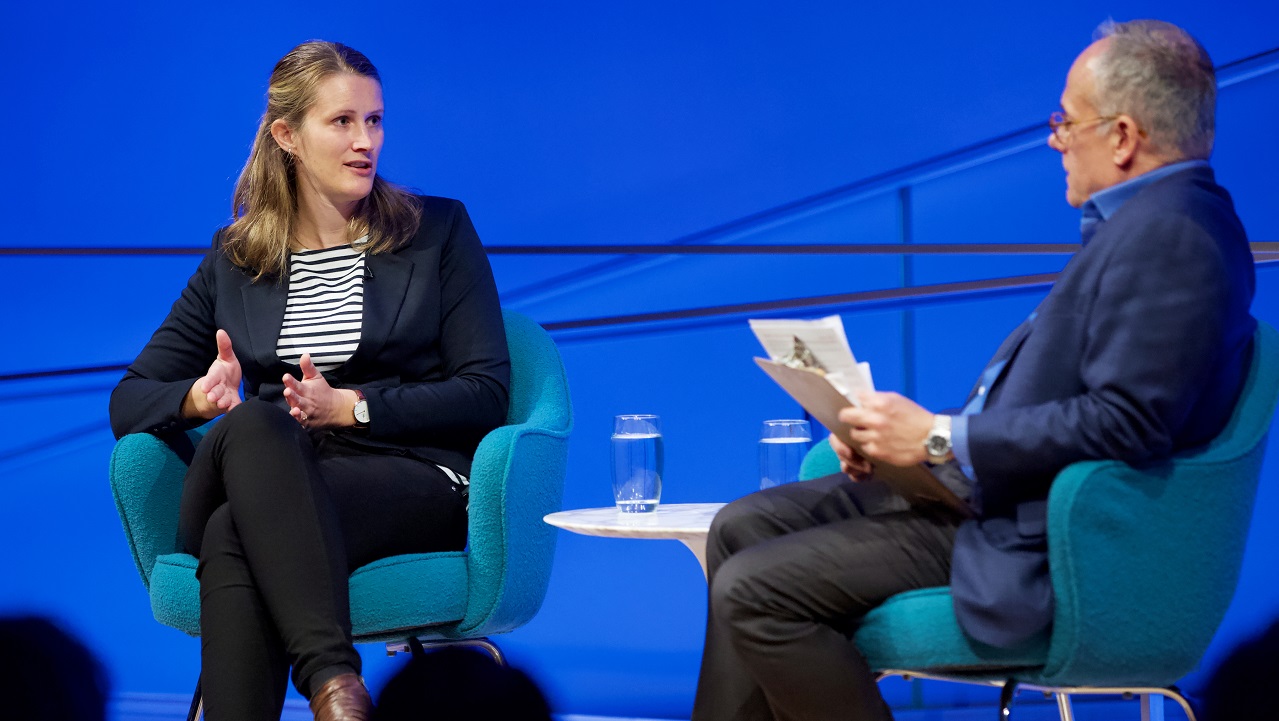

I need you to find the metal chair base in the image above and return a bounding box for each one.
[385,636,506,665]
[186,673,202,721]
[877,669,1196,721]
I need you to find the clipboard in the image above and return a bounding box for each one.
[755,357,973,517]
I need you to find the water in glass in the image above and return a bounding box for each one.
[759,437,809,489]
[611,415,663,512]
[759,419,812,489]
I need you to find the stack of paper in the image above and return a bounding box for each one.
[749,315,971,515]
[748,316,875,405]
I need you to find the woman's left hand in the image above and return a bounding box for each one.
[283,354,358,429]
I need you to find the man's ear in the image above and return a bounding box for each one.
[1110,114,1142,169]
[270,118,295,154]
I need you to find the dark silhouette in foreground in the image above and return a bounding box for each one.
[374,647,551,721]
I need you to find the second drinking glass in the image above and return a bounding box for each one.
[759,419,812,489]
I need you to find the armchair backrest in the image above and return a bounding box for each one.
[1040,321,1279,686]
[502,310,573,431]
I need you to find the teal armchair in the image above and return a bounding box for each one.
[109,310,572,707]
[800,321,1279,720]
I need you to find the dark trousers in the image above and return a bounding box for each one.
[691,473,964,721]
[178,400,467,721]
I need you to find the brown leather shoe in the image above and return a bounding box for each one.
[309,673,373,721]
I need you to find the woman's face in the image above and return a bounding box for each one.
[282,73,385,215]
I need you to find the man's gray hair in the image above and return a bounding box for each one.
[1091,19,1216,159]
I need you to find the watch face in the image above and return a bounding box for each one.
[354,401,370,424]
[926,434,950,456]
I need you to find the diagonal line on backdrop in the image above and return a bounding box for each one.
[0,420,113,466]
[542,272,1061,331]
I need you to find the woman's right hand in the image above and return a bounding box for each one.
[828,431,874,482]
[182,329,243,420]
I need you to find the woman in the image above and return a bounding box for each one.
[109,41,510,721]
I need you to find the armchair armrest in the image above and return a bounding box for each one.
[460,419,571,636]
[108,433,191,589]
[799,437,840,480]
[457,309,574,636]
[1041,440,1269,685]
[1041,322,1278,686]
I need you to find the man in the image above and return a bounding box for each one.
[692,19,1256,721]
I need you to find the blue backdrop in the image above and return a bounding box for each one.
[1,1,1276,717]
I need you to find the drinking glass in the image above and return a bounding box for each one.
[611,414,664,512]
[759,419,812,490]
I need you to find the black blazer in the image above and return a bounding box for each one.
[110,196,511,477]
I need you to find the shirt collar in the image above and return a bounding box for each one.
[1079,159,1210,244]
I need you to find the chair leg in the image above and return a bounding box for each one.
[998,679,1017,721]
[186,673,203,721]
[1054,692,1075,721]
[387,636,508,666]
[463,638,506,665]
[1141,693,1165,721]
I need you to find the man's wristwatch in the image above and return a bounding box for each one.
[352,389,370,429]
[924,415,952,465]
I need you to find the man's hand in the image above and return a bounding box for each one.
[828,432,874,482]
[282,354,359,429]
[838,391,936,467]
[183,329,243,420]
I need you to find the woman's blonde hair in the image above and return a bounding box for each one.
[225,41,421,280]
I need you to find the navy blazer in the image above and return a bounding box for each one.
[109,196,511,478]
[949,167,1256,647]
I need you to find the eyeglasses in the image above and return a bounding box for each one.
[1048,111,1119,143]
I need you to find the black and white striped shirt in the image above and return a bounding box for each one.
[275,241,471,494]
[277,243,366,373]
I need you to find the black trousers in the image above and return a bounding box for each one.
[178,400,467,721]
[691,473,965,721]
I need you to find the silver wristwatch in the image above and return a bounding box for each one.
[924,415,952,465]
